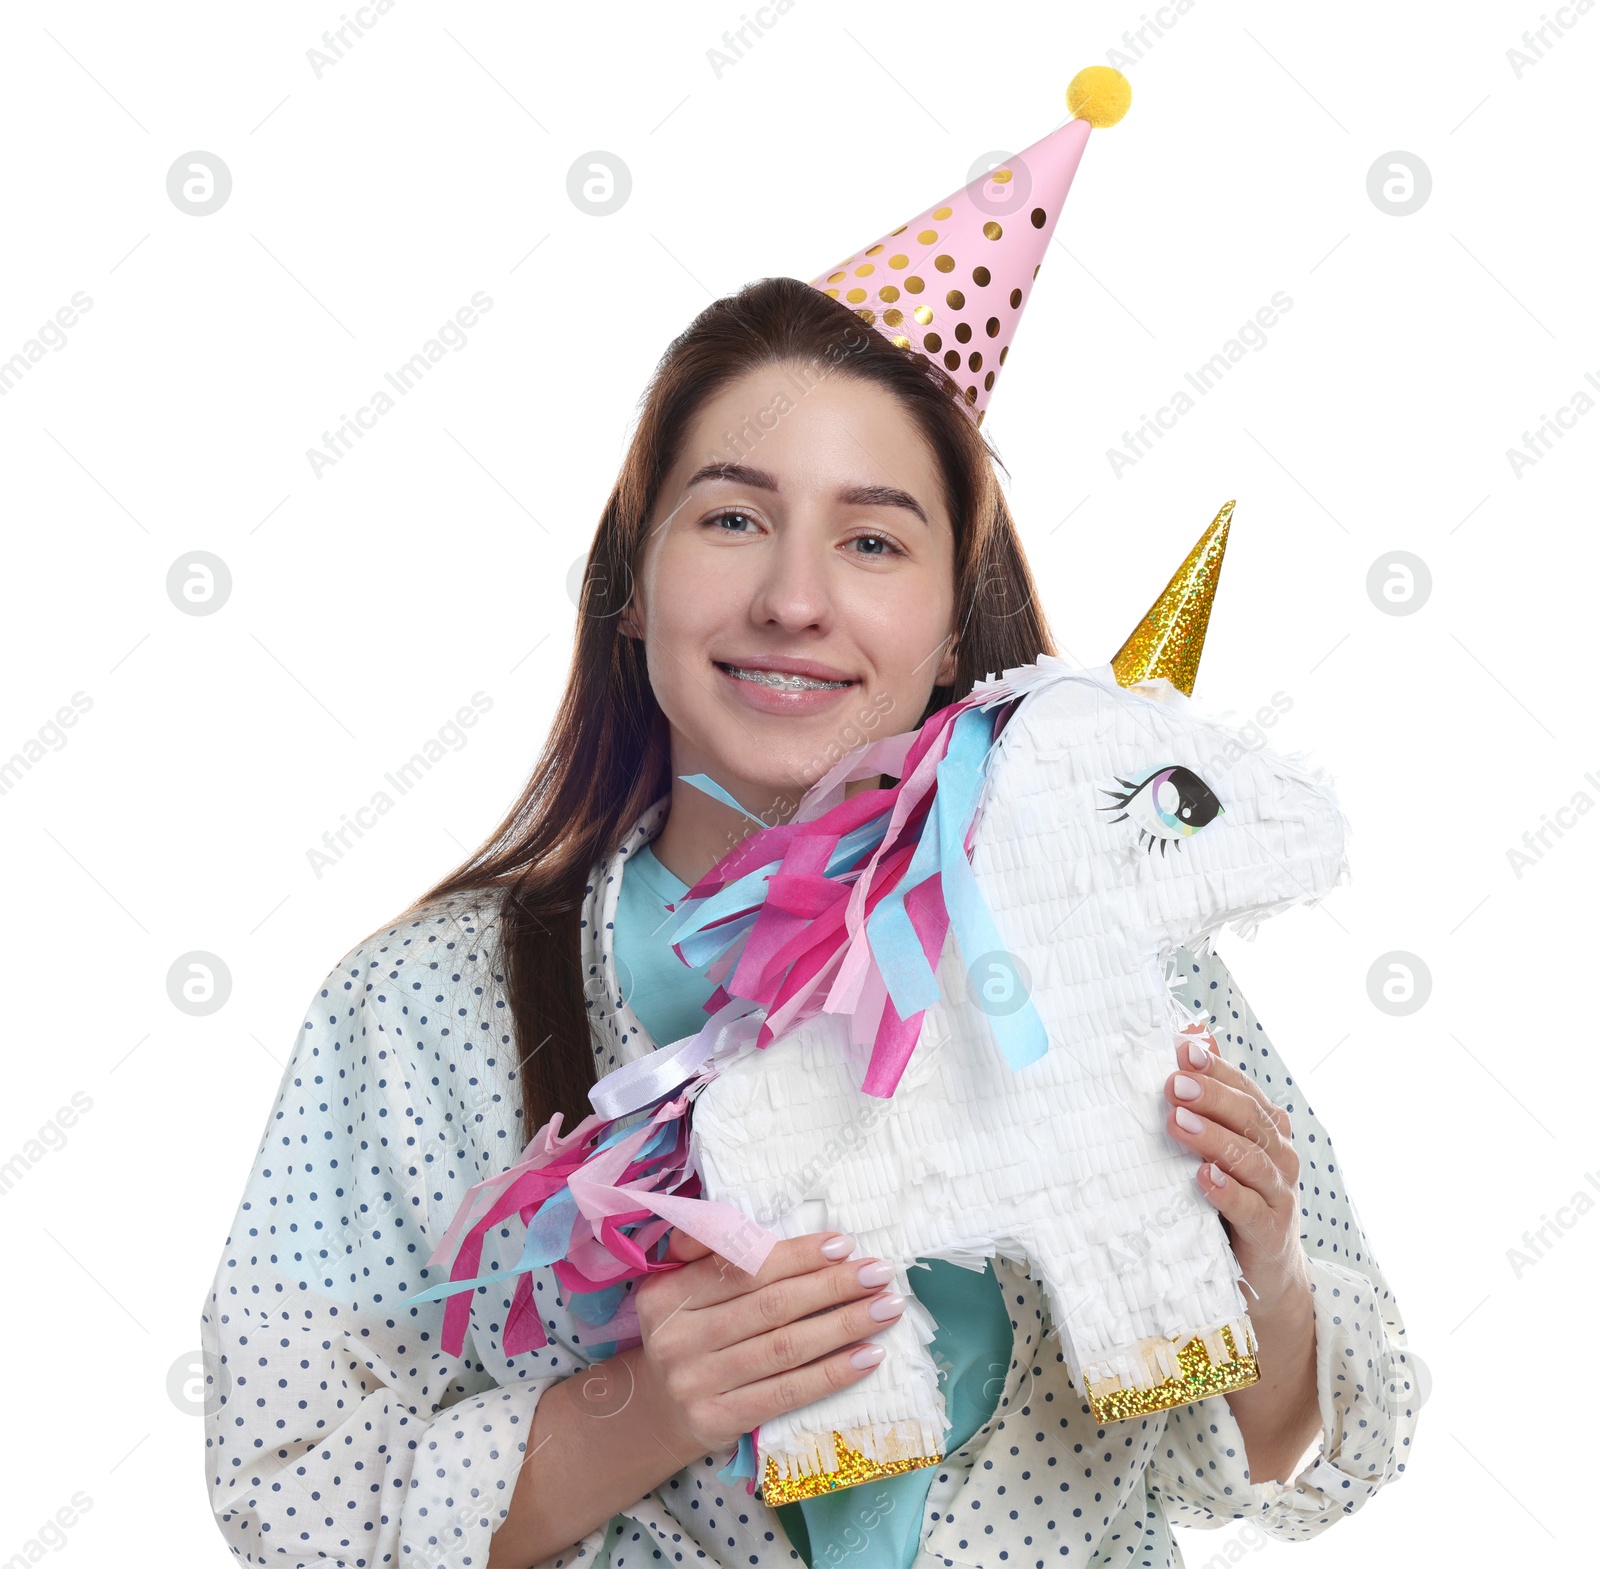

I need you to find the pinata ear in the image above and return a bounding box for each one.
[806,67,1131,428]
[1110,501,1234,697]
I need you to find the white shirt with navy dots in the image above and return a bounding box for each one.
[201,794,1420,1569]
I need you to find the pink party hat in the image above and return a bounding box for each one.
[808,66,1131,427]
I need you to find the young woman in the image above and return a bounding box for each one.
[201,278,1418,1569]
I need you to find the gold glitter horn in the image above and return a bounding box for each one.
[1109,501,1233,696]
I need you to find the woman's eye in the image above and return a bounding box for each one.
[1099,764,1224,857]
[706,509,759,533]
[847,533,900,558]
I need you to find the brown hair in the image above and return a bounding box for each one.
[397,276,1057,1135]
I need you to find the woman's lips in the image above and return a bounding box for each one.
[717,660,854,689]
[714,661,860,715]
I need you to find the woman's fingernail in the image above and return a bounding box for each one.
[1175,1106,1205,1134]
[1173,1073,1202,1102]
[850,1344,886,1370]
[820,1234,856,1260]
[868,1292,906,1321]
[856,1260,894,1288]
[1186,1040,1210,1069]
[1209,1163,1229,1186]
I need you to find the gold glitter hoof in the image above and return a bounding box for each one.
[759,1433,944,1506]
[1085,1321,1261,1423]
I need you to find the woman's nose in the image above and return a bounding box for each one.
[747,526,834,630]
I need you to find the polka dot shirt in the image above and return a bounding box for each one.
[201,794,1420,1569]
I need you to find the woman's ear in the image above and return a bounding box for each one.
[618,600,642,641]
[934,636,959,688]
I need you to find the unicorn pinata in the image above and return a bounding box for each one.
[410,499,1352,1509]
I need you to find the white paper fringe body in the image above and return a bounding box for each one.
[689,661,1349,1504]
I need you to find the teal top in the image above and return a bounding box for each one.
[614,842,1014,1569]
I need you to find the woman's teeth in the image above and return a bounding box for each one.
[720,663,852,691]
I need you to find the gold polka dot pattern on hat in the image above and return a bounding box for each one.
[804,75,1131,425]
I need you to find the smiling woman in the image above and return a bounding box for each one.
[200,271,1418,1569]
[200,63,1422,1569]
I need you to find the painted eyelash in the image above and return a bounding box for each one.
[1098,765,1225,857]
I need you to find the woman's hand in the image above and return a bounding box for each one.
[1164,1021,1323,1482]
[487,1232,902,1569]
[632,1229,907,1457]
[1164,1023,1312,1308]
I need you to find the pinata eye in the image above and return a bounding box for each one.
[1099,765,1224,857]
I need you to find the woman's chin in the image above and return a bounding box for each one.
[684,756,813,816]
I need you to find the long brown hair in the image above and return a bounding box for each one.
[398,276,1057,1136]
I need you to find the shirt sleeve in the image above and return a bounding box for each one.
[1144,944,1424,1542]
[200,930,601,1569]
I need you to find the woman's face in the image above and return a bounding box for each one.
[621,363,960,816]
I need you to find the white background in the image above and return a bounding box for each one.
[0,1,1589,1564]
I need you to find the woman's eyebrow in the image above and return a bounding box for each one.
[684,461,929,526]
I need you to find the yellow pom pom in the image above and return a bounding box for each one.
[1066,66,1132,128]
